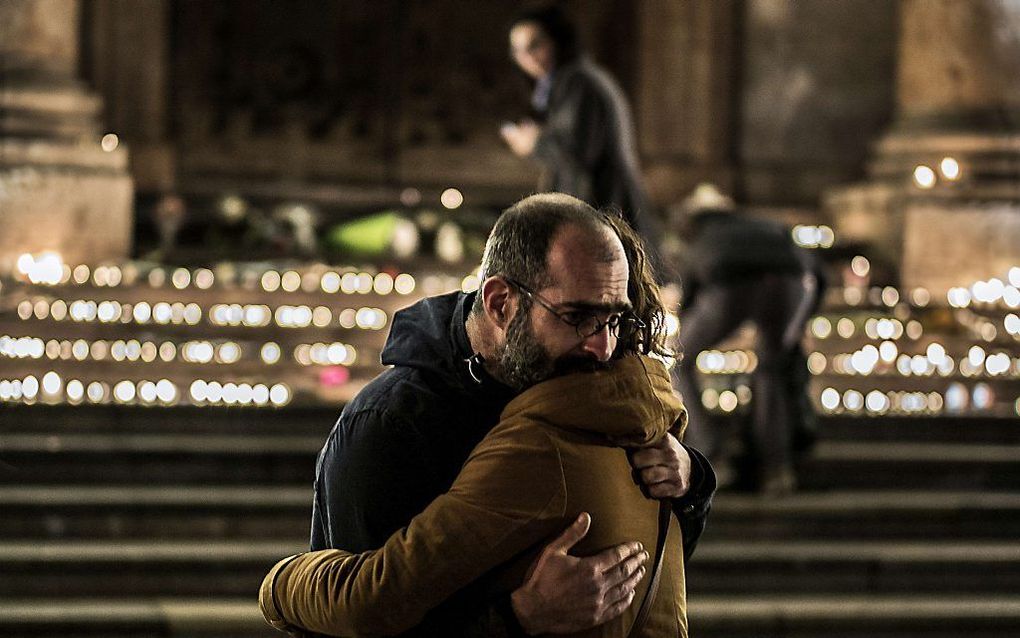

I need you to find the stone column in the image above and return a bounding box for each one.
[827,0,1020,293]
[85,0,174,193]
[635,0,738,206]
[0,0,133,270]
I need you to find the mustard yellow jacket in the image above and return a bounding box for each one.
[260,355,688,637]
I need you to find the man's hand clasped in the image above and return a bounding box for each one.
[629,432,692,499]
[511,433,691,633]
[510,512,648,635]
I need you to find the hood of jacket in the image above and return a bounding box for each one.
[500,355,685,446]
[380,290,514,401]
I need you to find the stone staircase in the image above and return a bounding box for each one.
[687,415,1020,638]
[1,405,1019,637]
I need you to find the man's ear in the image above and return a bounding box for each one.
[480,276,516,331]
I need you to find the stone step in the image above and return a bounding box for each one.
[3,405,1018,445]
[800,441,1020,490]
[4,487,1018,543]
[0,404,334,437]
[0,540,303,598]
[815,415,1020,444]
[5,432,1016,489]
[0,598,276,638]
[0,434,321,485]
[2,595,1019,638]
[707,491,1020,541]
[0,486,311,539]
[686,541,1020,595]
[3,539,1017,598]
[687,594,1020,638]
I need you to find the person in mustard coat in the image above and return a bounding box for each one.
[262,355,689,638]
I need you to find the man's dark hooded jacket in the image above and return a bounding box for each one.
[310,291,715,635]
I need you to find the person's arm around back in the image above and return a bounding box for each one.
[260,423,649,636]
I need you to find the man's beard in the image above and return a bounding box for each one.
[496,302,611,391]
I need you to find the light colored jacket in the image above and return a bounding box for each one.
[260,355,688,637]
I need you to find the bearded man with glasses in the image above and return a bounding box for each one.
[261,193,715,637]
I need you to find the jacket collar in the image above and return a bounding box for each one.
[500,355,685,445]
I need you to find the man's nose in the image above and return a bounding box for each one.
[580,326,615,362]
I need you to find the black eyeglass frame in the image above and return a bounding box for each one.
[503,277,645,340]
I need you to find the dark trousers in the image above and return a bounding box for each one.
[673,273,815,477]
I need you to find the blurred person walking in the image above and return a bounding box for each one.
[670,184,823,496]
[500,5,657,246]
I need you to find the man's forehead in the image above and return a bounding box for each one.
[543,239,630,309]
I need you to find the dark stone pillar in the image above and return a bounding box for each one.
[0,0,133,270]
[827,0,1020,293]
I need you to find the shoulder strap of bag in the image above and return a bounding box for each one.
[627,500,674,638]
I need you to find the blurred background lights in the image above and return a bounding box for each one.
[820,387,840,411]
[926,343,947,365]
[261,342,281,364]
[968,346,986,368]
[945,383,968,413]
[100,133,119,152]
[194,268,215,289]
[139,381,158,403]
[218,195,247,222]
[843,389,864,411]
[356,272,374,294]
[114,380,136,403]
[400,187,422,207]
[811,316,832,339]
[17,252,65,285]
[66,379,84,402]
[947,287,972,308]
[1004,286,1020,308]
[881,287,899,307]
[939,156,961,180]
[701,388,719,410]
[321,272,341,293]
[718,390,738,413]
[852,255,869,277]
[41,371,61,396]
[269,384,291,406]
[913,165,936,188]
[986,353,1011,376]
[866,390,889,413]
[394,273,416,295]
[792,225,835,249]
[86,382,106,403]
[440,188,464,210]
[262,270,281,292]
[72,264,90,284]
[156,379,177,403]
[972,383,994,411]
[171,268,191,289]
[436,222,465,263]
[1006,314,1020,336]
[392,218,421,259]
[836,318,855,339]
[879,341,898,363]
[281,271,301,292]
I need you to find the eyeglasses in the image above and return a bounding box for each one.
[505,277,645,340]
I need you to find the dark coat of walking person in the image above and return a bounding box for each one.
[500,6,655,242]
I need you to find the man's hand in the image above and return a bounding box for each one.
[630,433,692,499]
[510,513,648,635]
[500,120,541,157]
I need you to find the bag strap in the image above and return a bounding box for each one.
[627,500,673,638]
